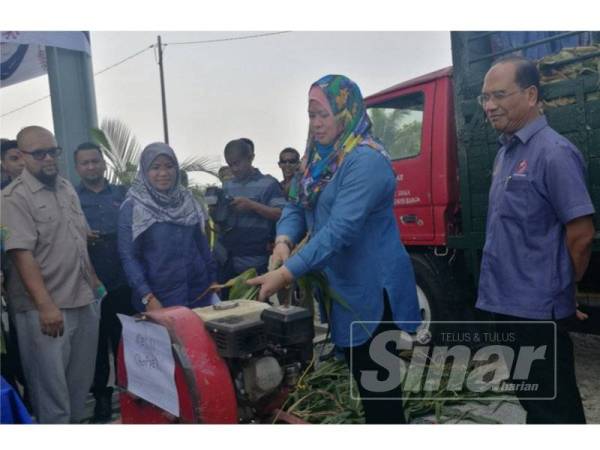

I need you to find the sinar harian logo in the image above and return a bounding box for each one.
[350,321,556,400]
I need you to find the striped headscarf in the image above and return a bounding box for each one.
[289,74,388,208]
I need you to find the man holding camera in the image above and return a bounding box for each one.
[215,138,286,283]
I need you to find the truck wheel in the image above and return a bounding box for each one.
[415,284,432,330]
[409,253,455,335]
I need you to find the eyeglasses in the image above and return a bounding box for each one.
[279,159,299,165]
[21,146,62,161]
[477,89,525,107]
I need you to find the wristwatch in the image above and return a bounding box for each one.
[274,237,293,251]
[141,293,152,306]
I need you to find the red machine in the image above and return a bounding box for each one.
[117,301,314,424]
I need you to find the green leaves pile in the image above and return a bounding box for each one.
[279,358,515,424]
[277,359,365,424]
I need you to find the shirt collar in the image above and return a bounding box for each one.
[233,168,262,185]
[77,178,111,194]
[21,168,50,193]
[499,115,548,148]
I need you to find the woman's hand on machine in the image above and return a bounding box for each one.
[246,266,294,302]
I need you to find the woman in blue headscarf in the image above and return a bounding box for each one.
[248,75,421,423]
[118,142,217,312]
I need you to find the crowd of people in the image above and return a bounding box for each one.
[0,126,301,424]
[0,60,596,425]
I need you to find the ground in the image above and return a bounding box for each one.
[573,332,600,423]
[413,332,600,424]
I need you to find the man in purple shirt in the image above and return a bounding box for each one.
[476,56,595,423]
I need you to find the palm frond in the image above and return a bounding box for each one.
[90,127,111,151]
[179,155,220,179]
[91,118,142,186]
[102,117,142,169]
[90,127,120,184]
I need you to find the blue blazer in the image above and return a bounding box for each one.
[118,198,217,312]
[280,147,421,347]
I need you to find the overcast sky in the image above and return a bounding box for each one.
[0,31,452,184]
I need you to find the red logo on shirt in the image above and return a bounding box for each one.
[516,160,528,174]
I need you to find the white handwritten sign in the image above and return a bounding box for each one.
[117,314,180,417]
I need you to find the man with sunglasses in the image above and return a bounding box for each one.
[1,126,101,423]
[277,147,300,200]
[476,57,595,423]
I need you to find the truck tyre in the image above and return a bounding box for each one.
[409,253,466,336]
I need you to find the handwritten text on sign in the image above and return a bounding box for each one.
[117,314,179,417]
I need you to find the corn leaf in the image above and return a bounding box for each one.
[227,268,258,300]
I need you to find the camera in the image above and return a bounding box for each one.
[205,186,233,225]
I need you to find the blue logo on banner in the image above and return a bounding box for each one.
[1,44,29,80]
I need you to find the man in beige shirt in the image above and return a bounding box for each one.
[2,126,101,423]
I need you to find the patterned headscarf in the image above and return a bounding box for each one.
[128,142,205,241]
[289,74,388,208]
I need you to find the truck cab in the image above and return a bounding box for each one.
[365,67,459,247]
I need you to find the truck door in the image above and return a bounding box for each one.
[367,83,435,243]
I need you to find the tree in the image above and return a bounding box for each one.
[394,120,422,159]
[370,108,409,148]
[369,108,422,159]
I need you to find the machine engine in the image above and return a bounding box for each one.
[196,300,314,421]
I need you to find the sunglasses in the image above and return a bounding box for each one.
[279,159,299,165]
[21,146,62,161]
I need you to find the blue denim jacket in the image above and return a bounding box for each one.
[279,146,421,347]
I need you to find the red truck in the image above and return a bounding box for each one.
[364,31,600,332]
